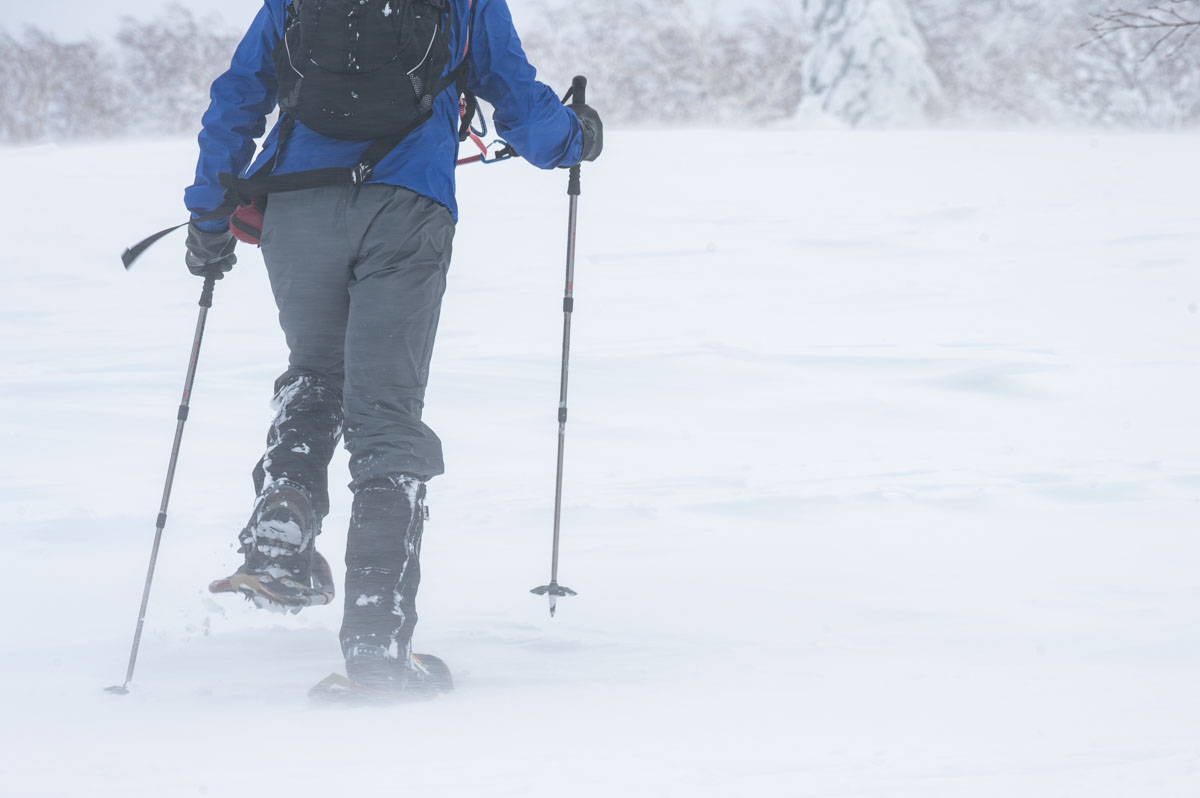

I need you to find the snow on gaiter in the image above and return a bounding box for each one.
[252,374,344,522]
[340,476,426,684]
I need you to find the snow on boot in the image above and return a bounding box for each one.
[309,653,453,704]
[339,476,428,673]
[209,480,335,611]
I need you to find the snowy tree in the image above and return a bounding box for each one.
[911,0,1200,127]
[3,0,1199,140]
[0,28,125,143]
[0,6,237,144]
[116,7,238,136]
[523,0,809,124]
[799,0,945,126]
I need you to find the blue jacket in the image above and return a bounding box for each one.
[185,0,582,229]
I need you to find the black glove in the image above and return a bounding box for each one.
[185,222,237,279]
[572,103,604,163]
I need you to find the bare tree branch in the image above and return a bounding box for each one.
[1085,1,1200,59]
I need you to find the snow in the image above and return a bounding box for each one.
[2,129,1199,795]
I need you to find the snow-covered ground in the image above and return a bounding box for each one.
[2,130,1198,795]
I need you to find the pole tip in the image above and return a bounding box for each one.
[105,685,130,695]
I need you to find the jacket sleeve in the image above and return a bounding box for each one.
[184,3,283,225]
[465,0,582,169]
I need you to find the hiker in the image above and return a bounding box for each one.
[184,0,603,695]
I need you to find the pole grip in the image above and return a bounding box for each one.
[199,275,217,309]
[567,75,587,197]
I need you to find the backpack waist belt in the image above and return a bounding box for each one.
[219,60,468,207]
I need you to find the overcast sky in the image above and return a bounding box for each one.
[8,1,545,38]
[8,1,751,40]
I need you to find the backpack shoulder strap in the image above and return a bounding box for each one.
[452,0,479,141]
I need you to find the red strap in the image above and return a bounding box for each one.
[456,131,489,165]
[455,0,483,166]
[461,0,474,62]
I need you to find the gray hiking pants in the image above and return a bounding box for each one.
[257,184,455,494]
[253,185,452,667]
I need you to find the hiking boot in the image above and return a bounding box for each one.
[209,480,335,611]
[339,475,427,671]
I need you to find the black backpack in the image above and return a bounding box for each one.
[218,0,477,214]
[276,0,462,141]
[120,0,478,266]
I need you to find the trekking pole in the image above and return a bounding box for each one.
[108,275,218,694]
[532,75,589,618]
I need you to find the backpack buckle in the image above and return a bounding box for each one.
[351,161,374,185]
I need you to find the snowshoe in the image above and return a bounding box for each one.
[209,479,335,612]
[308,654,453,704]
[209,552,335,612]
